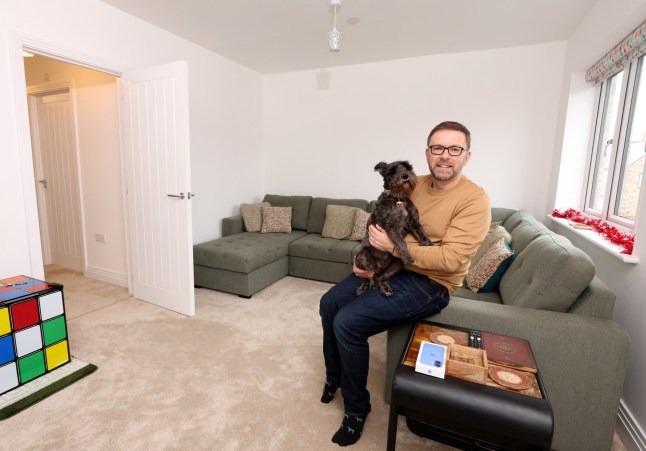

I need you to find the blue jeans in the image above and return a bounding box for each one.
[319,270,449,416]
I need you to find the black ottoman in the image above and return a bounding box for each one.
[387,322,553,451]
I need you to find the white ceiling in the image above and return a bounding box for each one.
[100,0,597,74]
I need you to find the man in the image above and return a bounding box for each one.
[319,121,491,446]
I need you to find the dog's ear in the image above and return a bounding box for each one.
[374,162,388,175]
[401,160,413,171]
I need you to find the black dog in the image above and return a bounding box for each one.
[354,161,432,297]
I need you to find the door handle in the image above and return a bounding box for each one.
[188,192,197,199]
[167,193,185,199]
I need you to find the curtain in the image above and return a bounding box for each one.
[585,20,646,84]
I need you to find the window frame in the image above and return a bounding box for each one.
[584,56,646,232]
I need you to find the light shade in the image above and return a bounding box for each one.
[328,28,342,53]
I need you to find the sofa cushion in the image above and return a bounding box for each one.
[289,233,362,264]
[469,224,512,269]
[307,198,369,234]
[193,231,306,273]
[262,194,312,231]
[499,234,595,312]
[240,202,270,232]
[348,209,371,241]
[466,238,514,293]
[321,205,357,239]
[508,218,549,254]
[261,206,292,233]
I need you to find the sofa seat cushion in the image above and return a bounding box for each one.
[452,287,503,304]
[499,234,595,312]
[289,233,361,264]
[194,231,306,273]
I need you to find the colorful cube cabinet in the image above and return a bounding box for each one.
[0,275,70,396]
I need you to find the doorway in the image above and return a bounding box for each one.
[28,88,84,271]
[23,54,126,284]
[14,40,196,316]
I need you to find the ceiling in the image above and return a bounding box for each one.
[100,0,598,74]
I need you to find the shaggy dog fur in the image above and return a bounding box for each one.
[354,160,431,296]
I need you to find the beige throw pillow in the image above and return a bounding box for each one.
[261,206,292,233]
[321,205,357,239]
[466,238,514,293]
[240,202,270,232]
[348,209,371,241]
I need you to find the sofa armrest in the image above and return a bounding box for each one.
[385,297,630,451]
[222,215,244,236]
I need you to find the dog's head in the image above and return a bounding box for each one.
[374,160,418,195]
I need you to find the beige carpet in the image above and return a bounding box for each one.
[2,266,627,450]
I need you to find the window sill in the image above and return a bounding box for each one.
[547,215,639,264]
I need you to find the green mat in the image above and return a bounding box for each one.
[0,357,98,420]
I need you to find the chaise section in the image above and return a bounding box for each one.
[193,231,306,297]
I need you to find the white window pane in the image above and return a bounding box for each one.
[616,58,646,221]
[590,71,624,211]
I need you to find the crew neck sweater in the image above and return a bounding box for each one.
[399,174,491,293]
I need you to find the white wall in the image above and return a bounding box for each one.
[550,0,646,447]
[0,0,263,280]
[263,42,566,216]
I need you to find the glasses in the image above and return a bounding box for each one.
[428,145,467,156]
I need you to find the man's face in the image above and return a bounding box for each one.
[426,129,471,182]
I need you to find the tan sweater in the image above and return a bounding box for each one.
[399,174,491,294]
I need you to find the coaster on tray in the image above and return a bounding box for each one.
[429,331,459,346]
[488,365,532,390]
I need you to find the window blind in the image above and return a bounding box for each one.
[585,20,646,84]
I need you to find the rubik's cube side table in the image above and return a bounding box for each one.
[0,275,71,395]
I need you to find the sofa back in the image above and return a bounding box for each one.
[497,210,615,319]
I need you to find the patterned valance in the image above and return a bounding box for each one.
[585,20,646,84]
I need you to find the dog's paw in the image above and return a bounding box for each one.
[401,256,415,265]
[356,283,368,296]
[380,286,393,297]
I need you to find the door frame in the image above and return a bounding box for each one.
[8,31,129,282]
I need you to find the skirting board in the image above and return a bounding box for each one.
[85,266,128,287]
[617,400,646,451]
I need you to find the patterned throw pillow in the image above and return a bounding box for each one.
[240,202,270,232]
[466,238,514,293]
[348,209,371,241]
[321,205,357,239]
[470,224,512,268]
[261,206,292,233]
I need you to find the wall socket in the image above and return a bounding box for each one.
[95,233,106,243]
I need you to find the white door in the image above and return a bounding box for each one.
[120,61,195,316]
[30,90,84,271]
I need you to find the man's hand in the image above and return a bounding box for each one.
[368,225,395,253]
[353,261,374,279]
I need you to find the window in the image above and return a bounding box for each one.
[586,55,646,230]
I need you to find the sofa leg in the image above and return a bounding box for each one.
[238,294,252,299]
[194,285,203,289]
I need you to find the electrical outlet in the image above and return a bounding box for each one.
[95,233,106,243]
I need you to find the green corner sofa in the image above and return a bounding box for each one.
[193,194,373,297]
[193,195,629,451]
[386,208,629,451]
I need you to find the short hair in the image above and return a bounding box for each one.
[427,121,471,150]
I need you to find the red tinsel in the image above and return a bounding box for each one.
[552,208,635,255]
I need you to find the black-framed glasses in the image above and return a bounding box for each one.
[428,145,466,156]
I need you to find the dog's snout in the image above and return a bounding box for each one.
[402,174,409,180]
